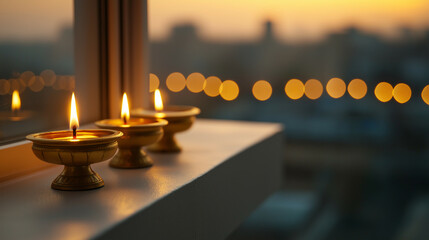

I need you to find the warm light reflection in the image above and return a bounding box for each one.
[204,76,222,97]
[326,78,346,99]
[70,92,79,130]
[149,73,160,93]
[11,90,21,111]
[20,71,35,86]
[154,89,164,111]
[53,222,92,240]
[220,80,239,101]
[285,79,304,100]
[186,72,206,93]
[374,82,393,102]
[422,85,429,105]
[347,79,367,100]
[304,79,323,100]
[53,135,98,141]
[252,80,272,101]
[0,79,10,95]
[40,69,56,86]
[28,76,45,92]
[10,78,24,94]
[393,83,412,104]
[121,93,130,124]
[166,72,186,92]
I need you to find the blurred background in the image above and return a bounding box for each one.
[1,0,429,239]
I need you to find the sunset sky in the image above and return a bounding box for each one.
[0,0,428,42]
[149,0,429,42]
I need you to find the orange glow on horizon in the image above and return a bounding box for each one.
[154,89,164,111]
[149,0,429,43]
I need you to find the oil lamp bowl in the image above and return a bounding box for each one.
[95,118,167,169]
[26,129,123,191]
[131,106,200,153]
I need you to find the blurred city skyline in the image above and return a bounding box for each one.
[1,0,429,43]
[149,0,429,43]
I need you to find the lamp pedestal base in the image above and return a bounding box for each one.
[109,148,153,168]
[52,165,104,191]
[147,134,181,153]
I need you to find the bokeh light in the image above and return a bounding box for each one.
[53,75,68,90]
[422,85,429,105]
[186,72,206,93]
[347,79,367,100]
[0,79,11,95]
[149,73,160,93]
[166,72,186,92]
[393,83,411,104]
[252,80,272,101]
[204,76,222,97]
[285,79,304,100]
[326,78,346,99]
[20,71,34,86]
[40,69,56,86]
[304,79,323,100]
[66,76,76,91]
[28,76,45,92]
[10,78,25,93]
[220,80,239,101]
[374,82,393,102]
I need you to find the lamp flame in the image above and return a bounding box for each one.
[154,89,164,111]
[11,90,21,112]
[70,92,79,138]
[121,93,130,124]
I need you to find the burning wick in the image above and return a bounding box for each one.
[121,93,130,125]
[72,126,77,139]
[70,92,79,139]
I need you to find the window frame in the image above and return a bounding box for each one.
[0,0,149,182]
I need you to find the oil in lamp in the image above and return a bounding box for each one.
[95,93,168,168]
[26,92,123,190]
[131,89,200,152]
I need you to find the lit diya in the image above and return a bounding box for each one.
[95,93,167,168]
[131,89,200,152]
[26,93,123,190]
[0,90,32,121]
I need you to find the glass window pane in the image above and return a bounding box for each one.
[0,0,74,144]
[149,1,429,239]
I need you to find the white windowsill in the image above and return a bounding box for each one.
[0,119,283,240]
